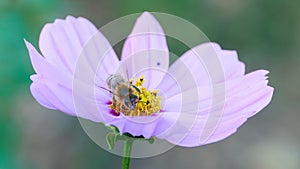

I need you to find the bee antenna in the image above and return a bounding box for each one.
[100,86,112,93]
[100,86,119,97]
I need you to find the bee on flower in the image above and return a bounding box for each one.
[25,12,273,149]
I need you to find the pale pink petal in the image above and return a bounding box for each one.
[26,16,119,122]
[158,70,273,147]
[30,76,56,110]
[169,42,245,88]
[156,57,200,99]
[120,12,169,88]
[106,111,182,139]
[154,41,268,145]
[25,40,71,88]
[72,31,120,122]
[39,16,98,74]
[30,75,76,116]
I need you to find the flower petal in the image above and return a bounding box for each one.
[39,16,99,74]
[30,76,56,110]
[169,42,245,88]
[156,56,200,101]
[106,111,182,139]
[26,16,120,122]
[30,75,75,116]
[73,82,112,122]
[158,70,273,147]
[72,31,120,122]
[25,40,71,88]
[120,12,169,88]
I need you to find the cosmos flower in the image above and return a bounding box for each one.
[25,12,273,147]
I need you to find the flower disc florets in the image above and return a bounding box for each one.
[109,76,161,116]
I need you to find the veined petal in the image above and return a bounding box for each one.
[72,31,120,122]
[169,42,245,88]
[30,76,56,110]
[156,57,200,100]
[106,111,182,139]
[72,75,114,122]
[120,12,169,88]
[39,16,99,74]
[158,70,273,147]
[25,40,72,88]
[30,75,75,116]
[26,16,120,122]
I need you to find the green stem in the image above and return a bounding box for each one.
[122,139,133,169]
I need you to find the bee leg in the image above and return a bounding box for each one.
[112,97,117,107]
[131,85,141,93]
[125,98,136,110]
[121,105,127,111]
[130,94,139,104]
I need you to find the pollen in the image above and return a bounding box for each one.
[109,75,161,116]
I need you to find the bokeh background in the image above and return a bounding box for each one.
[1,0,299,168]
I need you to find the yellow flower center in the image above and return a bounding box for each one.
[109,75,161,116]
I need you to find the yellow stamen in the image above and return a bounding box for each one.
[109,75,161,116]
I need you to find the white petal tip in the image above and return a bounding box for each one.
[137,12,158,24]
[140,11,153,18]
[24,39,30,45]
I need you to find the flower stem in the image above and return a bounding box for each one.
[122,139,133,169]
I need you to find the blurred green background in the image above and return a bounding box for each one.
[1,0,300,169]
